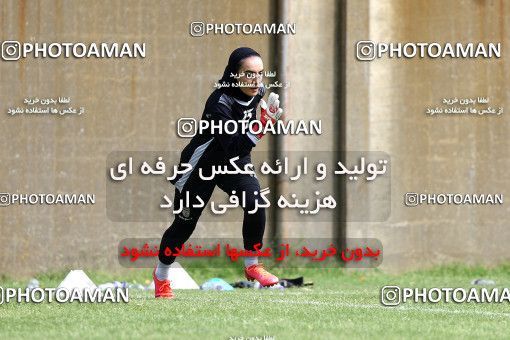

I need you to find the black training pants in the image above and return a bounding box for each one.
[158,169,265,265]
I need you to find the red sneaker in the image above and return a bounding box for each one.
[244,263,279,287]
[153,268,174,299]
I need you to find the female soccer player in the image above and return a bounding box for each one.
[153,47,284,298]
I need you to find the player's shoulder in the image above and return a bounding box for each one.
[218,93,235,109]
[207,89,234,111]
[206,87,265,112]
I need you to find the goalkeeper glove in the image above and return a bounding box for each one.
[252,93,284,141]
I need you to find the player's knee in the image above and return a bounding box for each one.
[243,194,265,215]
[175,206,201,226]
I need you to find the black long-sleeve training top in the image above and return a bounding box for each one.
[170,85,266,192]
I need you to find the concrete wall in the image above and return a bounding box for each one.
[279,0,337,239]
[0,0,273,276]
[345,0,509,272]
[0,0,508,276]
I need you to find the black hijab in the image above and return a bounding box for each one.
[218,47,261,102]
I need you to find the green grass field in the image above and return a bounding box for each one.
[1,263,509,339]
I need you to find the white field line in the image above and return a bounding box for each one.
[268,299,510,318]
